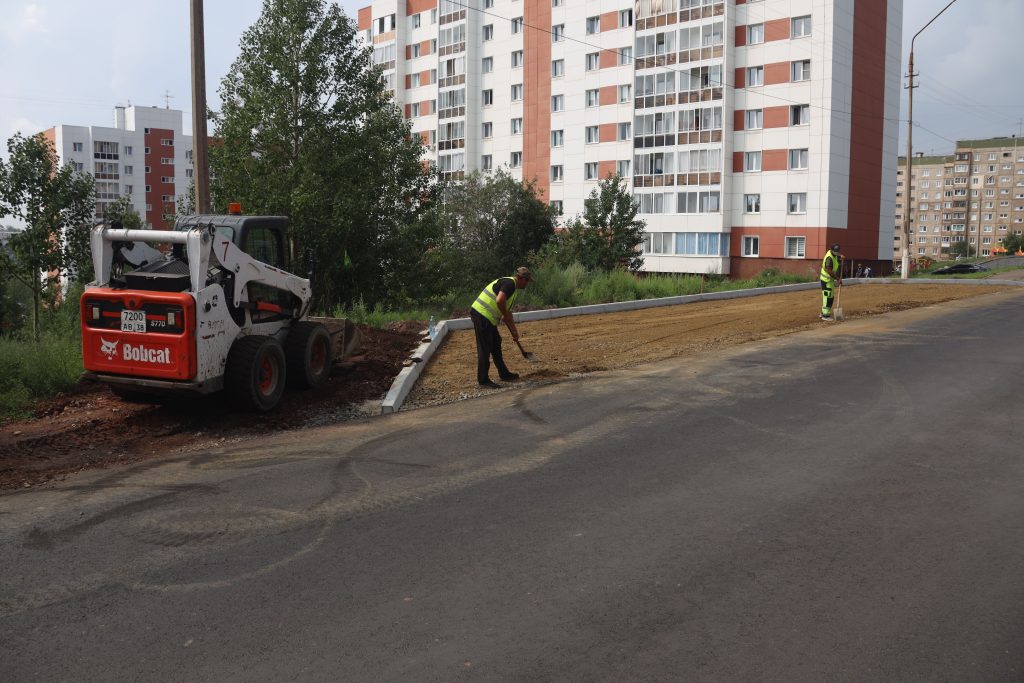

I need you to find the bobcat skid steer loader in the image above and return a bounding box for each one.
[80,212,353,411]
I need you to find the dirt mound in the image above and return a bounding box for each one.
[0,324,420,490]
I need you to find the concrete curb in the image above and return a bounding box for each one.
[379,277,1023,414]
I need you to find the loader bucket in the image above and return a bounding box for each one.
[309,317,363,364]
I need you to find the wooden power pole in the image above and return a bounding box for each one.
[190,0,211,214]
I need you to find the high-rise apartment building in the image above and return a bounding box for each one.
[895,137,1024,261]
[42,105,195,230]
[359,0,901,276]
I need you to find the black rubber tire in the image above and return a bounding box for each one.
[225,335,287,412]
[284,322,333,389]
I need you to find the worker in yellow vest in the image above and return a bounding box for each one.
[470,266,532,388]
[819,243,843,321]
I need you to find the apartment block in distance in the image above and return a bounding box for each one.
[42,105,195,230]
[896,137,1024,261]
[358,0,902,276]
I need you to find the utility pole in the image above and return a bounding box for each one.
[190,0,211,214]
[902,0,960,279]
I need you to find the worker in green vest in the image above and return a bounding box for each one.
[470,266,532,388]
[819,243,843,321]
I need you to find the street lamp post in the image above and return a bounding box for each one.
[901,0,959,279]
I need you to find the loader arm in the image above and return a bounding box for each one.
[211,234,312,312]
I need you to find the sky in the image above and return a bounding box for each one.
[0,0,1021,174]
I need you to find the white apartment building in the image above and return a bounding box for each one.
[359,0,901,277]
[43,105,195,230]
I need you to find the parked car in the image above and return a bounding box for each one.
[931,263,988,275]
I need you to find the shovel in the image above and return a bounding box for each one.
[514,338,537,363]
[834,282,845,321]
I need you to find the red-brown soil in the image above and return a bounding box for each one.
[0,324,422,490]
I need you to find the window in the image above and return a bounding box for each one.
[551,165,564,182]
[144,147,151,154]
[618,123,631,140]
[618,47,632,65]
[72,142,83,152]
[551,130,564,147]
[125,145,133,156]
[743,236,760,257]
[744,194,761,214]
[789,148,809,170]
[791,104,810,126]
[73,162,84,172]
[619,84,632,102]
[586,52,600,71]
[511,84,523,101]
[552,59,565,77]
[482,154,493,170]
[124,185,133,195]
[482,57,493,73]
[619,9,633,27]
[484,0,493,8]
[483,89,494,106]
[617,160,630,176]
[785,236,806,258]
[161,138,173,147]
[124,165,133,175]
[788,192,807,213]
[144,166,151,173]
[511,117,523,134]
[412,12,421,28]
[747,66,764,87]
[483,24,493,40]
[745,109,763,130]
[512,17,523,34]
[792,60,811,81]
[511,151,522,168]
[585,162,599,180]
[550,200,563,214]
[745,151,761,172]
[586,126,599,143]
[586,89,599,107]
[411,103,421,117]
[586,16,600,34]
[552,24,565,42]
[792,15,811,38]
[747,23,764,44]
[482,122,493,138]
[551,94,564,112]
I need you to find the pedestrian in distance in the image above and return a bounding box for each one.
[819,243,843,321]
[469,266,533,388]
[855,264,864,278]
[864,265,872,278]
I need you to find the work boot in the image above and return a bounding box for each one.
[819,314,834,321]
[479,379,501,389]
[499,372,520,381]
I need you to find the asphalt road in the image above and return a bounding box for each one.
[3,289,1024,681]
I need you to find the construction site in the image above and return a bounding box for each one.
[2,279,1018,489]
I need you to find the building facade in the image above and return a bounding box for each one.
[42,105,195,230]
[358,0,902,276]
[895,138,1024,261]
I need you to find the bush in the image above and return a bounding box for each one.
[0,332,82,419]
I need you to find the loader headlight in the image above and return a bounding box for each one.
[92,305,101,321]
[167,311,176,326]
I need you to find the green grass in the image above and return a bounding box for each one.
[338,266,817,327]
[0,332,83,420]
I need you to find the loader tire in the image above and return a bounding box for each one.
[226,335,287,412]
[285,322,333,389]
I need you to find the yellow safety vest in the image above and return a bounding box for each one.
[820,250,840,282]
[471,276,519,325]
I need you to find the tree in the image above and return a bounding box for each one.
[430,170,556,292]
[0,133,95,339]
[103,195,143,229]
[560,174,645,272]
[1000,232,1024,255]
[209,0,436,310]
[948,240,977,259]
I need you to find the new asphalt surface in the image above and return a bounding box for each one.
[2,289,1023,681]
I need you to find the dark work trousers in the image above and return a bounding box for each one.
[470,309,512,383]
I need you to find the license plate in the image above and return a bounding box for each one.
[121,310,146,333]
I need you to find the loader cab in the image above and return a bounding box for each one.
[174,214,290,272]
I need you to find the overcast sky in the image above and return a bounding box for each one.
[0,0,1021,166]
